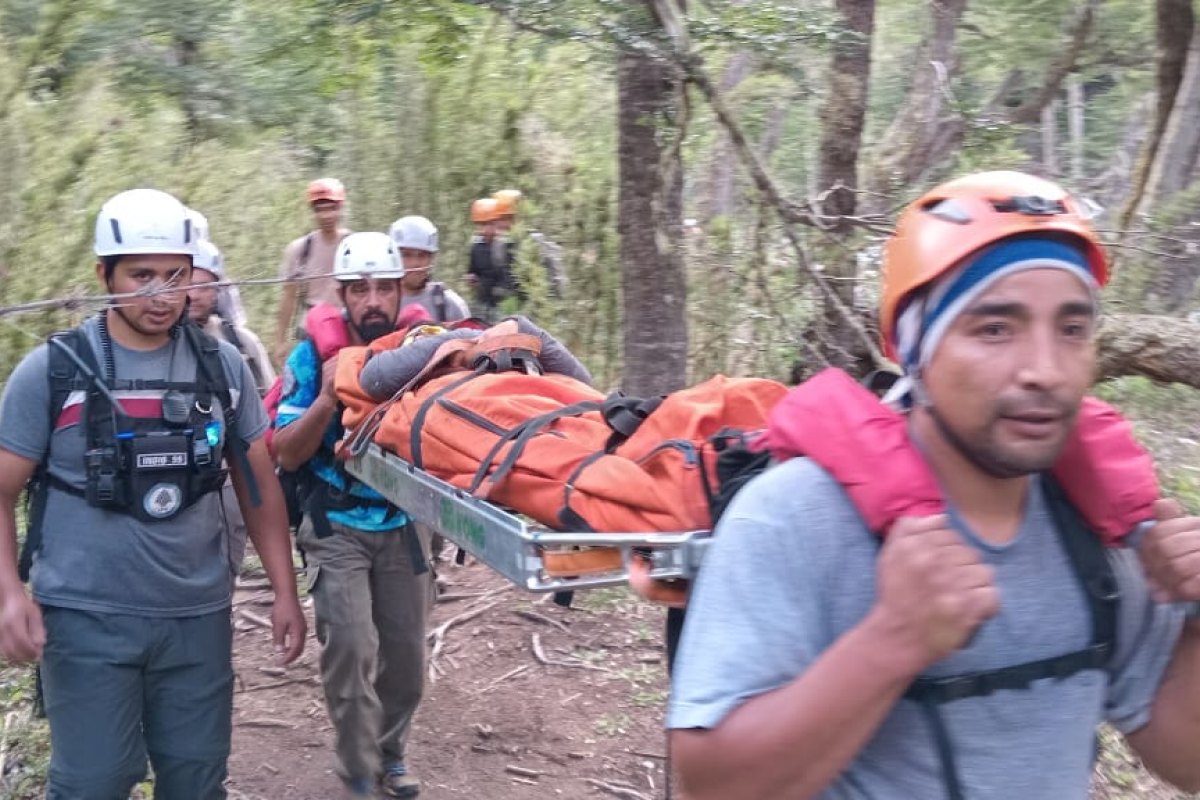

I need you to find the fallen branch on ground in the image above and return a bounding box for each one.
[427,600,502,682]
[239,610,272,630]
[437,591,493,603]
[237,676,319,693]
[513,608,573,635]
[474,664,531,695]
[531,633,615,674]
[237,718,295,729]
[0,711,16,782]
[585,778,652,800]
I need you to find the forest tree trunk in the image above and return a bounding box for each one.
[616,44,688,396]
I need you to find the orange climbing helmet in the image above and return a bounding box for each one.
[307,177,346,206]
[471,198,500,223]
[879,170,1108,361]
[493,188,523,217]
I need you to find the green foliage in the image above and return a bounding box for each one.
[0,0,1172,392]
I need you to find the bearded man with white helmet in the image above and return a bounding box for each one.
[388,215,469,324]
[0,188,305,799]
[272,232,429,799]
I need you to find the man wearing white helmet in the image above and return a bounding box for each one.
[189,237,277,579]
[388,215,469,324]
[0,188,306,799]
[188,238,275,396]
[273,232,429,800]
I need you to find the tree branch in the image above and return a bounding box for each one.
[1007,0,1100,125]
[1095,314,1200,388]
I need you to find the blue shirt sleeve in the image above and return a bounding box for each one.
[275,340,319,429]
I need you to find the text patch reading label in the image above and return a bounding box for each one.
[137,453,188,469]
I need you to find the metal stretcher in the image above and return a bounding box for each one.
[345,442,712,593]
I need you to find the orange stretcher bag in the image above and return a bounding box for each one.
[336,324,787,539]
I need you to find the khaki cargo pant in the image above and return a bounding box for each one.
[297,516,431,783]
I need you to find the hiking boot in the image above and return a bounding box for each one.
[343,776,377,799]
[381,763,420,798]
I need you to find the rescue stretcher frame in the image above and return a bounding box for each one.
[345,442,712,592]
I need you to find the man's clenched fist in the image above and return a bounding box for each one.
[873,515,1000,670]
[1139,498,1200,605]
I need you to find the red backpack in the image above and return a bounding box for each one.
[264,303,349,456]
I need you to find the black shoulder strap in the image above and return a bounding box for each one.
[220,318,244,351]
[432,282,447,323]
[218,319,267,393]
[298,232,314,268]
[1042,474,1119,661]
[184,324,233,408]
[45,328,92,423]
[902,474,1118,800]
[183,324,261,507]
[21,328,96,582]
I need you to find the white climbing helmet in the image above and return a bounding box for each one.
[193,239,223,278]
[94,189,198,257]
[333,232,405,281]
[388,215,440,253]
[188,207,211,244]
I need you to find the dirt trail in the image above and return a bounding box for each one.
[226,559,672,800]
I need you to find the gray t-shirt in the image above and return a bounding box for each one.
[0,316,269,617]
[401,282,470,323]
[667,457,1184,800]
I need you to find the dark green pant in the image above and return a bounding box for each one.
[40,606,234,800]
[298,518,430,784]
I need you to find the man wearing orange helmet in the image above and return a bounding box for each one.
[464,197,516,322]
[665,172,1200,799]
[491,188,566,302]
[274,178,353,365]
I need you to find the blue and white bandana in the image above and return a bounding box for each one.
[884,236,1098,406]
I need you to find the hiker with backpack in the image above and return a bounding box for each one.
[274,177,353,367]
[0,188,306,799]
[660,171,1200,799]
[491,188,567,300]
[189,237,277,577]
[464,197,514,323]
[272,231,429,799]
[389,214,470,324]
[190,238,276,396]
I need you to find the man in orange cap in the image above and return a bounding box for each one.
[274,178,353,366]
[665,171,1200,799]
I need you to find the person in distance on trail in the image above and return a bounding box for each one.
[272,231,430,800]
[464,197,513,323]
[189,238,276,397]
[189,236,277,577]
[274,177,353,366]
[388,215,470,324]
[664,171,1200,800]
[0,188,305,799]
[491,188,567,300]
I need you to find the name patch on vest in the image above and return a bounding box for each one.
[137,452,188,469]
